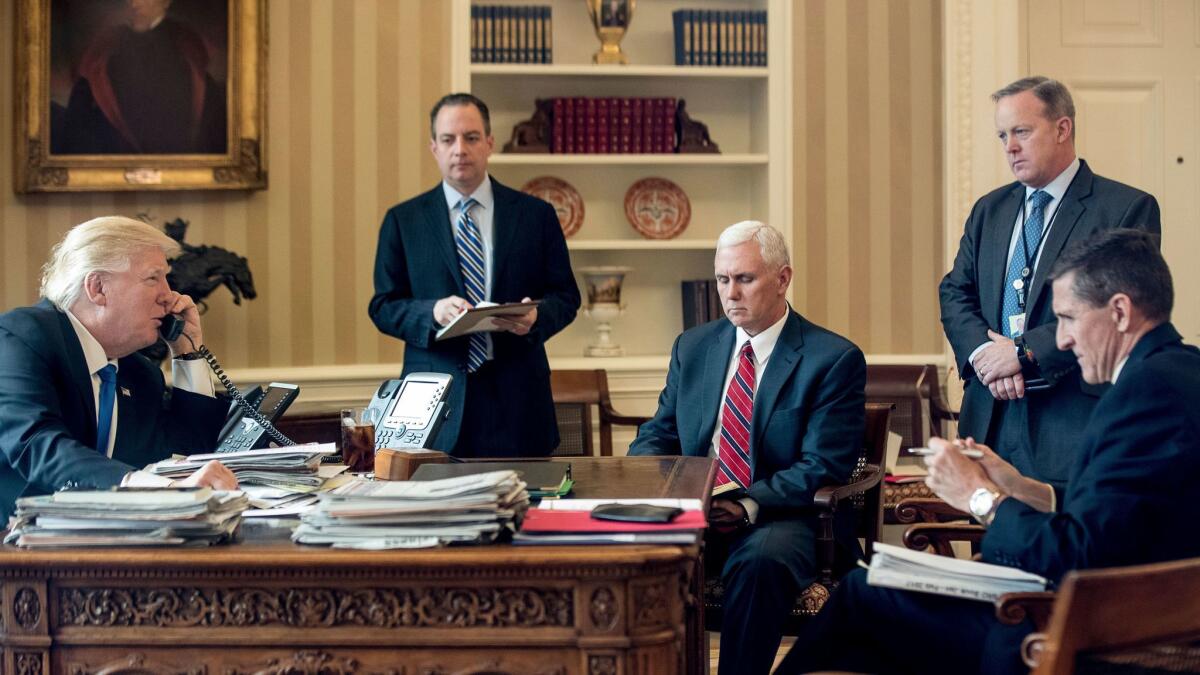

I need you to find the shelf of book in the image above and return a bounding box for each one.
[490,153,768,166]
[471,64,768,79]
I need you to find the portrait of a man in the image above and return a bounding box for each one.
[49,0,229,155]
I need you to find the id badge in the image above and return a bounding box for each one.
[1008,313,1026,337]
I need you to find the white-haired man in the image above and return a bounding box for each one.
[629,221,866,675]
[0,216,237,520]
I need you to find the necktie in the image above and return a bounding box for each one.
[1001,189,1053,337]
[717,341,755,488]
[95,364,117,454]
[454,197,489,372]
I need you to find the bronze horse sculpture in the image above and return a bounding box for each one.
[140,218,257,361]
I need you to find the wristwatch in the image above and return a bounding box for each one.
[1014,335,1037,372]
[968,487,1003,527]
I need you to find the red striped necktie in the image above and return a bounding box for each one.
[717,341,755,488]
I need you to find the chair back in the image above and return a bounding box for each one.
[865,364,955,448]
[856,402,894,554]
[550,369,649,457]
[1032,556,1200,675]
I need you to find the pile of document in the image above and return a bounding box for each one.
[293,470,528,549]
[866,542,1048,602]
[411,461,573,499]
[513,498,706,546]
[148,445,336,493]
[4,488,248,548]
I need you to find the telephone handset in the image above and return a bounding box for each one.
[369,373,453,450]
[158,314,299,451]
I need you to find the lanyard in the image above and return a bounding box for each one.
[1011,172,1077,310]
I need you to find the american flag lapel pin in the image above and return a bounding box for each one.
[120,387,132,397]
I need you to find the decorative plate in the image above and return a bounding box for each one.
[521,176,584,237]
[624,177,691,240]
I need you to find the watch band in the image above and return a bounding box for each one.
[173,351,205,361]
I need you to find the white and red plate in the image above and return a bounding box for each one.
[521,176,584,238]
[624,177,690,240]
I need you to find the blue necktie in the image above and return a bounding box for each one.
[95,364,117,454]
[454,198,489,372]
[1001,190,1053,337]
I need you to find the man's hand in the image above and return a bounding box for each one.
[975,330,1021,386]
[988,373,1026,400]
[965,438,1024,497]
[163,291,203,356]
[492,297,538,336]
[434,295,472,327]
[922,437,998,513]
[708,498,748,534]
[177,460,238,490]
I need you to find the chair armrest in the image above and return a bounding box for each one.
[995,591,1055,631]
[600,404,651,428]
[894,497,970,524]
[902,522,985,557]
[813,463,884,511]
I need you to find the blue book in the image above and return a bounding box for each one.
[672,10,684,66]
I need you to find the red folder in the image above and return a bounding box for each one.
[520,508,708,533]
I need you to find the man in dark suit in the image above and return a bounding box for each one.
[628,221,866,675]
[940,76,1160,489]
[0,216,237,521]
[369,93,580,457]
[778,229,1200,675]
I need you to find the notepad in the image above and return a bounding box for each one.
[434,301,540,341]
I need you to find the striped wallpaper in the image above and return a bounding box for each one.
[0,0,944,369]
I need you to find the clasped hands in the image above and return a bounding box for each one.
[973,330,1025,401]
[709,498,750,534]
[434,295,538,336]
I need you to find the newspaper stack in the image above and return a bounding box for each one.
[4,488,249,548]
[147,445,337,493]
[293,470,528,549]
[866,542,1048,602]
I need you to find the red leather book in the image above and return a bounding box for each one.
[595,97,610,153]
[520,508,708,533]
[663,97,678,152]
[562,97,576,154]
[573,97,587,155]
[618,98,633,153]
[642,98,655,153]
[584,97,598,153]
[630,98,644,154]
[552,97,565,153]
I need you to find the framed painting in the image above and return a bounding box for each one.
[14,0,266,193]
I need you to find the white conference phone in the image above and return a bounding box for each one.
[367,373,453,450]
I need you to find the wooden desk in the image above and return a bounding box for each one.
[0,456,714,675]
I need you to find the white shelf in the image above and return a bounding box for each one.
[471,64,768,79]
[567,239,715,251]
[491,153,767,166]
[548,354,671,371]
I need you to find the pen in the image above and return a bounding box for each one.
[908,447,984,459]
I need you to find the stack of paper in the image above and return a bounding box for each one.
[4,488,248,547]
[411,461,573,499]
[513,498,706,546]
[292,470,528,549]
[866,542,1048,602]
[147,445,337,493]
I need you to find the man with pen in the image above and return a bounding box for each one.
[777,229,1200,675]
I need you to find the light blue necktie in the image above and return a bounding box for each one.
[95,364,117,454]
[1001,190,1053,337]
[454,198,489,372]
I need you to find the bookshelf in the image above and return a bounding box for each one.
[451,0,792,376]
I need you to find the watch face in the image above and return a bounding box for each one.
[969,488,995,518]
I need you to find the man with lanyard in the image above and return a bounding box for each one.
[939,76,1160,490]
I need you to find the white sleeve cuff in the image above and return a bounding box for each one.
[120,471,176,488]
[738,497,760,525]
[968,342,991,369]
[172,359,216,397]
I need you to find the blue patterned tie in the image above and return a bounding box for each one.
[454,198,489,372]
[1001,190,1053,337]
[95,364,117,454]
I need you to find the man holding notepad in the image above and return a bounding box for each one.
[777,230,1200,675]
[369,93,580,457]
[629,221,866,675]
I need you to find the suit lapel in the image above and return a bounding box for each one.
[50,305,100,443]
[753,313,804,465]
[422,186,464,293]
[698,323,736,453]
[1025,162,1093,318]
[490,178,518,300]
[982,185,1024,327]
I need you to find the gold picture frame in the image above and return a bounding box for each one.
[14,0,266,193]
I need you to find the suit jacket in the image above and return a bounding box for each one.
[940,159,1161,485]
[368,177,580,454]
[628,310,866,516]
[983,323,1200,585]
[0,301,228,521]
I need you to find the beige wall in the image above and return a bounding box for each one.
[0,0,944,367]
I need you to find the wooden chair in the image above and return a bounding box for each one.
[550,369,650,457]
[704,402,894,634]
[1013,556,1200,674]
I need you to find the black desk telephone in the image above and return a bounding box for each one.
[159,314,299,451]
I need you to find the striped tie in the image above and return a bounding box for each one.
[717,341,755,488]
[455,197,489,372]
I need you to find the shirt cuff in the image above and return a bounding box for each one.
[968,342,991,371]
[120,471,175,488]
[172,359,215,397]
[738,497,760,525]
[1046,482,1057,512]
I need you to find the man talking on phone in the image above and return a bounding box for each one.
[0,216,238,521]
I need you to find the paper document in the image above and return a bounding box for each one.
[435,301,540,341]
[866,542,1047,602]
